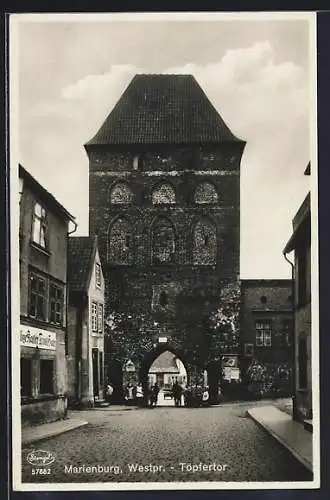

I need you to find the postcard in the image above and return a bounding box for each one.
[9,11,319,491]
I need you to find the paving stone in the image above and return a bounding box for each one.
[21,403,313,483]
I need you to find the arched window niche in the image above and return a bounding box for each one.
[151,217,176,264]
[151,183,176,205]
[192,218,217,265]
[108,217,133,265]
[194,181,218,205]
[109,182,134,205]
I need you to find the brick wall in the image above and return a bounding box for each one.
[240,280,293,370]
[88,144,242,384]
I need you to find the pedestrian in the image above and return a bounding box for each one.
[125,383,134,405]
[106,382,114,404]
[135,383,144,406]
[173,381,183,407]
[202,385,209,407]
[150,383,160,408]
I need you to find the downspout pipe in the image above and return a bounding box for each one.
[66,218,78,404]
[68,219,78,235]
[283,250,298,421]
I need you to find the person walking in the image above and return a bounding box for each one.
[172,380,182,407]
[150,383,160,408]
[135,383,144,406]
[106,382,114,404]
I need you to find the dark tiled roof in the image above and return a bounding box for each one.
[68,236,96,293]
[149,351,179,374]
[85,74,244,147]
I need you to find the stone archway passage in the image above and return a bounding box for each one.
[139,343,191,405]
[148,351,188,391]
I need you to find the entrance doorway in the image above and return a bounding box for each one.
[92,348,99,397]
[146,349,188,406]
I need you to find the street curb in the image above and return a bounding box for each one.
[246,410,313,473]
[22,420,89,446]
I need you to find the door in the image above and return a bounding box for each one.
[92,348,99,397]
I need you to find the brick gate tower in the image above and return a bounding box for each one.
[85,74,245,402]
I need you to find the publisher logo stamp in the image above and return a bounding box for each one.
[27,450,56,466]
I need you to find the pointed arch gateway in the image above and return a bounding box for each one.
[108,216,133,265]
[139,343,190,390]
[193,217,217,265]
[151,216,175,264]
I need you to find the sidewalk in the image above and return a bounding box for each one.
[94,404,140,411]
[247,405,313,472]
[22,405,141,446]
[22,417,88,446]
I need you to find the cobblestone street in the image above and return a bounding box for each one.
[21,402,313,484]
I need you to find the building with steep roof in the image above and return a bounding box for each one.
[85,74,246,403]
[67,235,105,407]
[19,164,76,426]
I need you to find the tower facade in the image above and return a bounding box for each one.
[85,74,245,400]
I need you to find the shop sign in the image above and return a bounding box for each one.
[20,324,56,350]
[158,337,167,343]
[221,355,238,368]
[223,367,232,380]
[231,368,240,380]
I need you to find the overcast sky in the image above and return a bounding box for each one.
[13,13,314,279]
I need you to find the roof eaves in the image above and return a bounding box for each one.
[19,164,76,223]
[85,235,98,291]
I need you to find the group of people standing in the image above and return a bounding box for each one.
[107,380,209,408]
[123,382,160,407]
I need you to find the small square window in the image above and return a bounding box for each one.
[91,302,98,332]
[49,283,63,326]
[95,263,101,288]
[255,320,272,347]
[29,273,47,321]
[98,304,103,333]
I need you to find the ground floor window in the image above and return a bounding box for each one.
[20,358,32,397]
[40,359,54,394]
